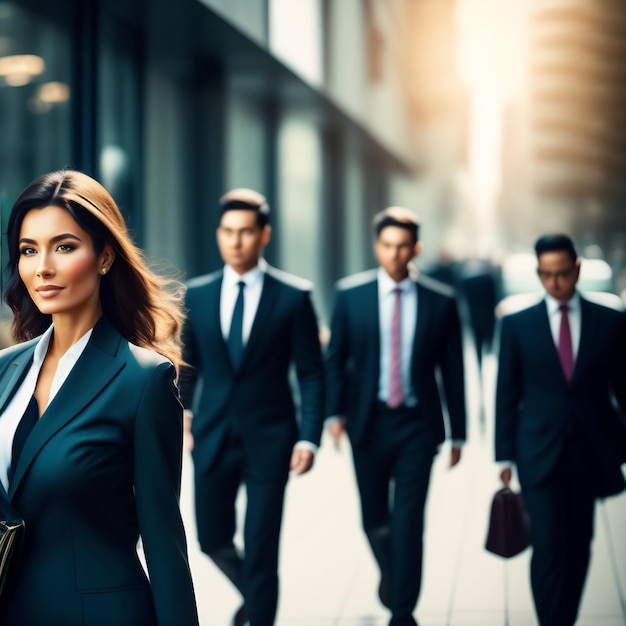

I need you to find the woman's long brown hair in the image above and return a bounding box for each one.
[5,170,185,371]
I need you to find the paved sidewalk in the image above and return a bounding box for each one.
[180,351,626,626]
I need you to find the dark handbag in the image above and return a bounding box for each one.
[0,495,24,597]
[485,486,530,558]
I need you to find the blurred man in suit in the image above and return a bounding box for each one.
[496,234,626,626]
[180,189,325,626]
[325,207,466,626]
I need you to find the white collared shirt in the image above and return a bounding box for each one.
[220,264,265,345]
[0,325,93,491]
[377,267,418,406]
[545,292,581,360]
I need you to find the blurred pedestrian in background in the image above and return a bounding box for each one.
[495,233,626,626]
[325,206,466,626]
[180,188,325,626]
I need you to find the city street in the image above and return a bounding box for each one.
[180,348,626,626]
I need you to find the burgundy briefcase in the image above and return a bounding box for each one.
[485,487,530,558]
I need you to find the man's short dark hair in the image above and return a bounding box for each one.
[219,188,270,228]
[373,206,420,243]
[534,234,577,264]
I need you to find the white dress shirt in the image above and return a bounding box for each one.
[377,268,418,406]
[220,264,264,344]
[0,325,93,491]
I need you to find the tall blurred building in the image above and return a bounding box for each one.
[401,0,469,259]
[500,0,626,268]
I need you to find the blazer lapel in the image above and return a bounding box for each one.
[208,272,233,368]
[369,280,381,366]
[572,297,595,382]
[8,318,125,497]
[412,280,432,368]
[533,300,568,379]
[0,345,36,415]
[242,272,280,368]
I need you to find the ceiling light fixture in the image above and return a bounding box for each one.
[0,54,45,86]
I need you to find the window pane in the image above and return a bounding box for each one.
[97,12,142,238]
[0,2,72,192]
[0,1,72,318]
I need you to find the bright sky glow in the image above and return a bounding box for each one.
[455,0,530,238]
[269,0,323,87]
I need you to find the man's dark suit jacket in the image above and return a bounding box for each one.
[180,265,325,481]
[325,269,466,447]
[0,317,198,626]
[495,296,626,498]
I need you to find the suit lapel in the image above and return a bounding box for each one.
[0,345,36,415]
[8,318,125,497]
[534,300,569,379]
[208,272,232,367]
[361,279,380,368]
[412,280,431,367]
[242,272,280,368]
[573,297,595,382]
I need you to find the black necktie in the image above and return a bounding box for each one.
[228,281,245,367]
[8,395,39,484]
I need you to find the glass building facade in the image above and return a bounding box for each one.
[0,0,418,329]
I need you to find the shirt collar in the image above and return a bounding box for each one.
[545,291,580,316]
[223,264,264,289]
[33,325,54,367]
[377,267,412,295]
[33,324,94,367]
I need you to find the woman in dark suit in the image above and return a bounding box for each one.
[0,170,198,625]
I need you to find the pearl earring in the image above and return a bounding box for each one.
[100,267,108,275]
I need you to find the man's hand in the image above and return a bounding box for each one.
[183,409,194,453]
[290,447,314,475]
[449,445,462,467]
[500,466,512,486]
[327,420,345,449]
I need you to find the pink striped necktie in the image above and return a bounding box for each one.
[387,287,405,408]
[557,304,574,381]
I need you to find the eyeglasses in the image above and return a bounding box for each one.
[536,266,577,281]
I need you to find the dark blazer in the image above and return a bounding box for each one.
[180,265,325,481]
[325,269,466,447]
[495,296,626,497]
[0,317,198,626]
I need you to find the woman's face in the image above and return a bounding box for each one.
[18,205,113,322]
